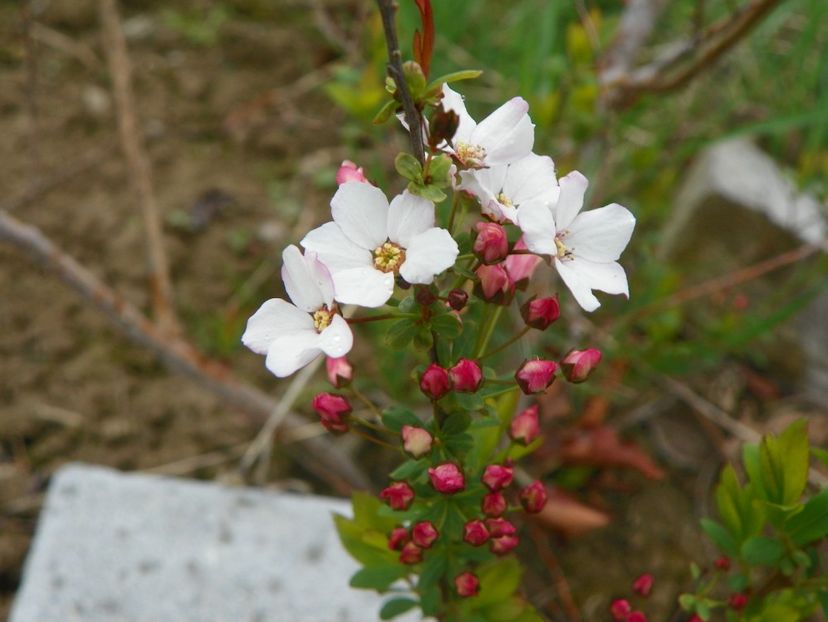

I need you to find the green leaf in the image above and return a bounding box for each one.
[758,419,809,506]
[785,489,828,546]
[334,514,397,567]
[380,597,418,620]
[700,518,739,557]
[381,407,422,433]
[474,557,523,606]
[812,448,828,469]
[418,553,448,592]
[431,312,462,339]
[714,465,765,544]
[408,181,447,203]
[395,153,422,182]
[426,69,483,95]
[390,459,428,480]
[442,412,472,435]
[386,318,420,349]
[373,99,398,124]
[741,535,785,566]
[350,565,409,591]
[426,154,453,186]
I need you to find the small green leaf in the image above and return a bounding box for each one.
[474,558,523,606]
[678,594,696,611]
[442,412,472,435]
[386,318,419,349]
[395,153,423,182]
[418,553,448,591]
[758,419,809,506]
[785,489,828,546]
[741,535,785,566]
[700,518,739,557]
[426,69,483,95]
[380,597,418,619]
[390,459,427,480]
[350,565,409,591]
[408,181,447,203]
[431,312,462,339]
[373,99,398,124]
[425,154,453,186]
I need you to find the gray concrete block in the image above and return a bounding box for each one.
[10,464,421,622]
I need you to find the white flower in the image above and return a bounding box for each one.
[517,171,636,312]
[458,153,558,223]
[301,182,459,308]
[241,245,353,377]
[441,84,534,168]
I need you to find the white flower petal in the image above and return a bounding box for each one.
[305,251,335,308]
[331,266,395,308]
[473,98,534,166]
[265,332,322,377]
[516,201,557,255]
[242,298,314,355]
[318,314,353,358]
[331,181,390,250]
[400,228,459,285]
[503,153,558,207]
[387,191,435,248]
[555,257,629,312]
[301,222,371,272]
[441,84,476,145]
[457,170,502,221]
[554,171,588,230]
[566,203,636,262]
[281,245,325,312]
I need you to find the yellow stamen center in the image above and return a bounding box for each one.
[373,241,405,273]
[555,234,572,260]
[455,142,487,168]
[496,193,514,208]
[313,306,334,332]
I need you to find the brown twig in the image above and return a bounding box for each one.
[376,0,426,163]
[98,0,179,335]
[0,208,369,493]
[526,522,582,622]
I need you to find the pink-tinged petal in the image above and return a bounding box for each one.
[301,222,371,272]
[330,266,395,308]
[566,203,635,262]
[317,314,353,358]
[387,191,435,248]
[473,98,534,166]
[264,332,322,377]
[441,84,476,145]
[281,245,325,312]
[330,181,389,250]
[304,251,335,308]
[503,153,558,207]
[554,171,588,230]
[241,298,314,355]
[457,169,505,221]
[400,228,459,285]
[516,200,557,255]
[555,257,629,312]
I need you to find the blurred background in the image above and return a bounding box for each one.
[0,0,826,619]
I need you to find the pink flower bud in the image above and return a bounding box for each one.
[519,481,548,513]
[473,222,509,264]
[688,616,704,622]
[419,363,451,400]
[325,356,353,388]
[411,521,439,548]
[399,541,423,565]
[311,392,352,433]
[610,599,632,621]
[503,237,541,289]
[632,573,654,597]
[463,520,489,546]
[447,289,468,311]
[387,527,409,551]
[401,425,433,458]
[336,160,368,185]
[560,348,602,384]
[509,404,540,445]
[485,517,516,538]
[490,534,519,555]
[714,556,731,571]
[428,463,465,494]
[482,464,514,491]
[449,358,483,393]
[514,359,557,394]
[454,571,480,597]
[729,593,748,611]
[380,482,415,511]
[627,612,647,622]
[474,264,515,305]
[482,492,507,517]
[520,296,560,330]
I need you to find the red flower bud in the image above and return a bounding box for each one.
[454,571,480,598]
[401,425,433,458]
[336,160,368,185]
[419,363,451,400]
[482,491,507,517]
[311,392,352,433]
[632,573,654,597]
[387,527,409,551]
[325,356,353,388]
[515,359,557,394]
[482,464,514,491]
[414,284,437,306]
[627,612,647,622]
[399,541,423,565]
[473,222,509,264]
[504,237,541,289]
[411,521,439,549]
[729,593,749,611]
[490,534,519,555]
[449,358,483,393]
[714,556,731,571]
[610,599,632,621]
[485,517,516,538]
[519,481,548,514]
[463,520,489,546]
[560,348,602,384]
[688,616,704,622]
[428,463,465,494]
[446,288,469,311]
[475,264,515,305]
[521,296,560,330]
[509,404,540,445]
[380,482,415,511]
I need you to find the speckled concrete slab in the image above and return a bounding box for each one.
[10,464,420,622]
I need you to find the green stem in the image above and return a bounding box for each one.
[447,192,461,233]
[479,326,530,361]
[473,305,504,358]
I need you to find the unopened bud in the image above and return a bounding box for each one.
[520,296,560,330]
[387,527,409,551]
[519,481,548,513]
[419,363,451,400]
[473,222,509,264]
[429,104,460,149]
[610,599,632,621]
[380,482,415,511]
[627,612,648,622]
[449,358,483,393]
[485,517,516,538]
[560,348,602,384]
[474,264,515,305]
[399,541,423,565]
[714,556,731,571]
[729,593,749,611]
[504,237,541,289]
[446,288,468,311]
[401,425,433,458]
[515,359,557,394]
[311,392,351,433]
[482,492,507,517]
[414,284,437,306]
[463,520,489,546]
[336,160,368,185]
[482,464,513,491]
[454,571,480,598]
[632,573,654,597]
[490,534,519,555]
[509,404,540,444]
[428,463,465,494]
[411,521,439,548]
[325,356,353,388]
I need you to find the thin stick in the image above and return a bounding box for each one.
[0,208,369,493]
[98,0,179,335]
[376,0,426,163]
[479,326,530,361]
